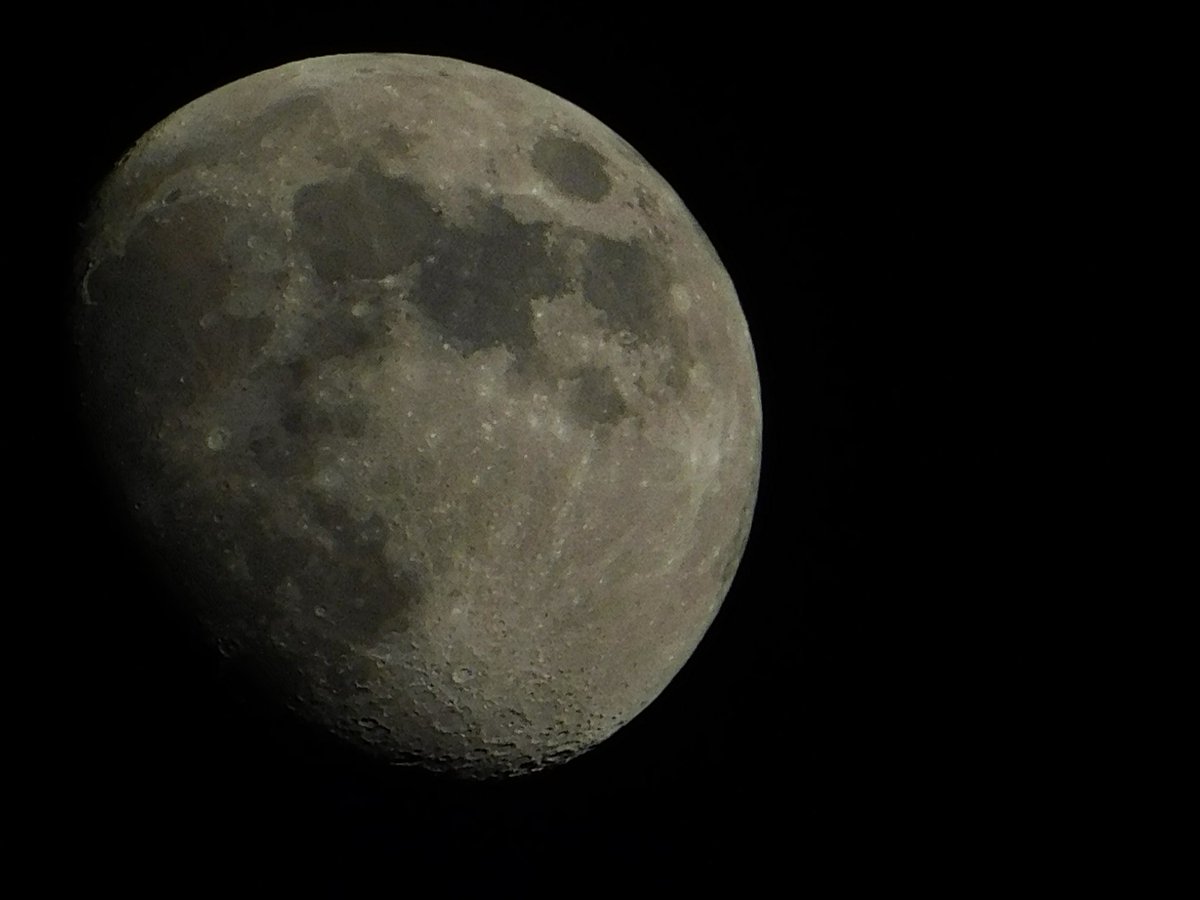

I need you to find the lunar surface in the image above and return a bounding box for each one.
[74,54,761,777]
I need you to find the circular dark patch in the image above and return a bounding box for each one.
[531,134,612,203]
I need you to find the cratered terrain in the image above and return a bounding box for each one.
[75,53,761,777]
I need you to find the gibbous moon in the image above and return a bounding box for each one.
[75,54,761,777]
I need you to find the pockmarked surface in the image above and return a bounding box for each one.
[76,54,761,776]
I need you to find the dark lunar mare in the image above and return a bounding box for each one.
[292,159,693,402]
[531,134,613,203]
[79,193,426,709]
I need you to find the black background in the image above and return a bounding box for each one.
[27,10,1025,891]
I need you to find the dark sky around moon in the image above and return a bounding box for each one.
[20,14,1019,890]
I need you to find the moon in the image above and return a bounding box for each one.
[74,53,761,777]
